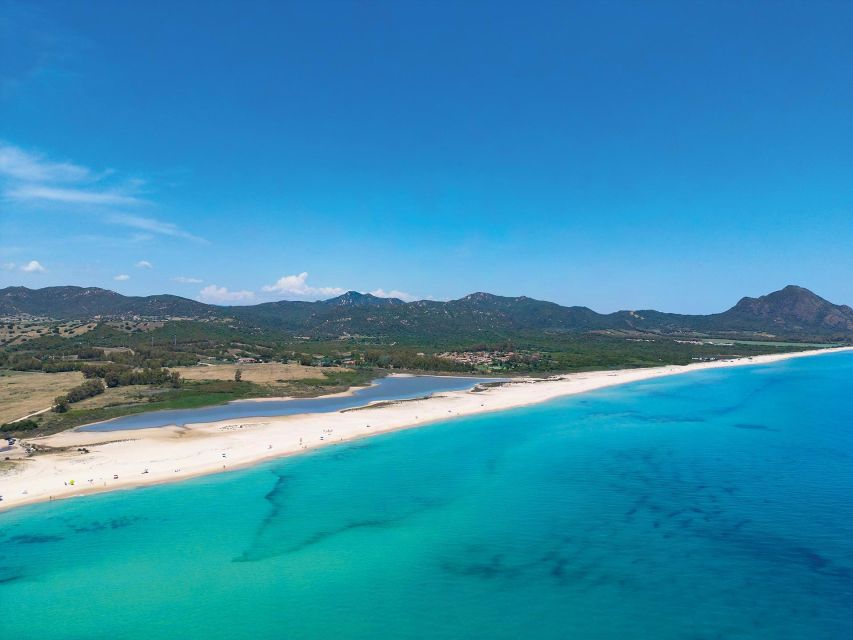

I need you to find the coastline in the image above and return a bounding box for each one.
[2,347,850,513]
[74,373,497,431]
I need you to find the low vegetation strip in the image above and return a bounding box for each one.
[53,379,106,413]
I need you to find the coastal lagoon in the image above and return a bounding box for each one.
[78,374,497,431]
[2,353,852,639]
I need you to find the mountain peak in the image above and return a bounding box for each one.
[777,284,819,298]
[323,291,403,307]
[727,285,853,332]
[460,292,500,302]
[733,285,824,309]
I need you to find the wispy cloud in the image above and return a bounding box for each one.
[6,184,142,206]
[0,142,205,244]
[113,274,130,281]
[261,272,345,299]
[135,260,153,269]
[199,285,255,303]
[0,143,95,183]
[173,276,203,284]
[107,213,206,243]
[1,262,16,271]
[20,260,46,273]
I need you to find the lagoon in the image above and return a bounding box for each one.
[78,374,496,431]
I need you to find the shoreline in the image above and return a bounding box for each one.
[75,372,495,430]
[2,347,851,514]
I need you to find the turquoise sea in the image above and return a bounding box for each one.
[2,353,852,639]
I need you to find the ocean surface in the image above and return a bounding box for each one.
[2,353,852,639]
[78,374,497,431]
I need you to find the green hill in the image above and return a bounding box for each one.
[2,284,851,341]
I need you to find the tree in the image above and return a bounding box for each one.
[234,369,242,382]
[2,419,39,432]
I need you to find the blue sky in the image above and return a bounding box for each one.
[1,0,852,313]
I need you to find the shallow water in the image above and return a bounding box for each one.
[2,354,852,639]
[78,374,496,431]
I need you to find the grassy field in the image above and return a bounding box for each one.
[7,367,379,435]
[172,362,348,383]
[0,370,84,423]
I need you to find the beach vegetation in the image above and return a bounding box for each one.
[53,379,105,412]
[1,418,38,432]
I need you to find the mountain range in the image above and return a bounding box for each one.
[2,284,852,341]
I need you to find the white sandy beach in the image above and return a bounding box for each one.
[1,347,850,512]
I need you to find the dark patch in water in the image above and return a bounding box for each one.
[728,519,752,531]
[440,553,524,580]
[709,527,853,586]
[733,423,778,432]
[263,471,292,504]
[703,378,780,418]
[0,567,24,584]
[68,516,144,533]
[9,534,63,544]
[235,515,401,562]
[437,533,642,595]
[328,442,376,461]
[236,467,447,562]
[603,444,853,597]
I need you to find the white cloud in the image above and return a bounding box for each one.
[369,288,418,302]
[20,260,46,273]
[0,143,94,183]
[199,285,255,303]
[107,213,206,243]
[173,276,203,284]
[261,272,345,299]
[135,260,153,269]
[2,262,15,271]
[1,142,206,245]
[260,272,420,301]
[113,274,130,281]
[6,184,142,206]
